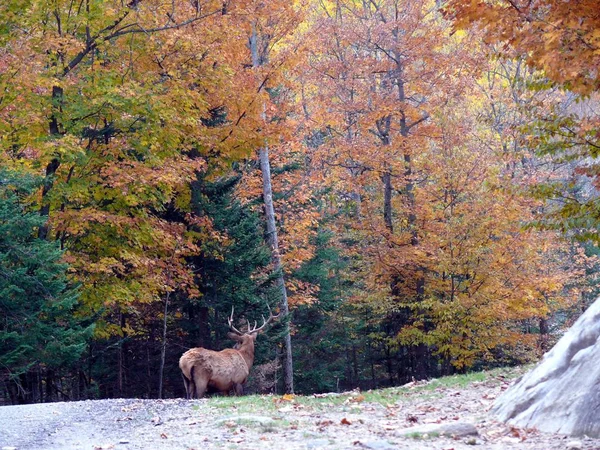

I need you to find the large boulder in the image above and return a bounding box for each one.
[492,298,600,437]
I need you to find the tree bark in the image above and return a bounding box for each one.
[38,85,64,240]
[251,24,294,394]
[259,146,294,394]
[158,290,170,399]
[382,170,393,232]
[45,369,55,402]
[158,244,178,398]
[118,313,125,397]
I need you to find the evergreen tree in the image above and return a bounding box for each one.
[292,231,350,393]
[173,174,280,394]
[0,169,92,403]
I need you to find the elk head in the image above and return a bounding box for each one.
[226,305,279,368]
[179,305,279,399]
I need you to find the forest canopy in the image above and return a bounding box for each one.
[0,0,599,403]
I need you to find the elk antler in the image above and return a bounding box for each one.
[229,305,280,335]
[247,304,280,334]
[228,306,245,335]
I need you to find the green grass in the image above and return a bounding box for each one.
[357,365,525,404]
[195,366,525,413]
[209,394,279,413]
[405,431,441,440]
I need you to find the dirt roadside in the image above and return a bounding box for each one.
[1,370,599,450]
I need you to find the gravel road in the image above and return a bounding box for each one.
[1,373,599,450]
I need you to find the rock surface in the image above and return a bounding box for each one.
[492,298,600,437]
[395,422,478,437]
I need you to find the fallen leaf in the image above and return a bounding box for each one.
[151,416,162,426]
[418,405,438,412]
[341,418,352,425]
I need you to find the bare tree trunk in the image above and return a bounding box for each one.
[251,24,294,394]
[38,85,64,240]
[118,313,125,397]
[259,146,294,394]
[382,169,393,232]
[158,290,171,399]
[158,244,178,399]
[45,369,55,402]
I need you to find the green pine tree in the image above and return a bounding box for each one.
[0,169,92,403]
[172,174,277,390]
[292,230,351,393]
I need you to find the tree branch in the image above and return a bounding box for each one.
[63,8,221,77]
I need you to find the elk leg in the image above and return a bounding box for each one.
[192,367,208,398]
[233,383,244,396]
[182,374,190,399]
[194,380,208,398]
[183,372,195,400]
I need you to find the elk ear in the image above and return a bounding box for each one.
[228,332,244,342]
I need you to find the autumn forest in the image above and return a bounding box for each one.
[1,0,599,404]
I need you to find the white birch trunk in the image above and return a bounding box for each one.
[251,25,294,394]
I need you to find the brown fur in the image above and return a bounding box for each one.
[180,307,279,399]
[179,333,257,399]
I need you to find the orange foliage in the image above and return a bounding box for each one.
[296,0,592,367]
[446,0,600,95]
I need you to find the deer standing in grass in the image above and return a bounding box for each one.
[179,307,279,399]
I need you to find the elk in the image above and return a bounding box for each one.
[179,306,279,399]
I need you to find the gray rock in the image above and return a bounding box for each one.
[358,440,397,450]
[492,297,600,438]
[395,422,478,438]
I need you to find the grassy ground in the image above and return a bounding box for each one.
[207,365,526,414]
